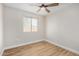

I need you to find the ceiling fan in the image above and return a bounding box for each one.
[37,3,59,13]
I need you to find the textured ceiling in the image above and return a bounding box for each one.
[3,3,79,16]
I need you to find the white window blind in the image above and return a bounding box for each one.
[23,17,38,32]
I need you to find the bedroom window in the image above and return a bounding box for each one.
[23,17,38,32]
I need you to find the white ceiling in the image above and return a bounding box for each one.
[3,3,79,16]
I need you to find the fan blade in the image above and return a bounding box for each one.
[45,8,50,13]
[46,3,59,7]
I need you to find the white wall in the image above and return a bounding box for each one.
[46,5,79,52]
[0,4,3,55]
[4,6,45,48]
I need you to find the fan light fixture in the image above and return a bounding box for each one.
[37,3,59,13]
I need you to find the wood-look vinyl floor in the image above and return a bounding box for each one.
[3,41,79,56]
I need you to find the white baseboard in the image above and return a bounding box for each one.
[0,49,5,56]
[4,39,45,50]
[46,40,79,55]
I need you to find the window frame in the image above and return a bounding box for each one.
[23,16,39,32]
